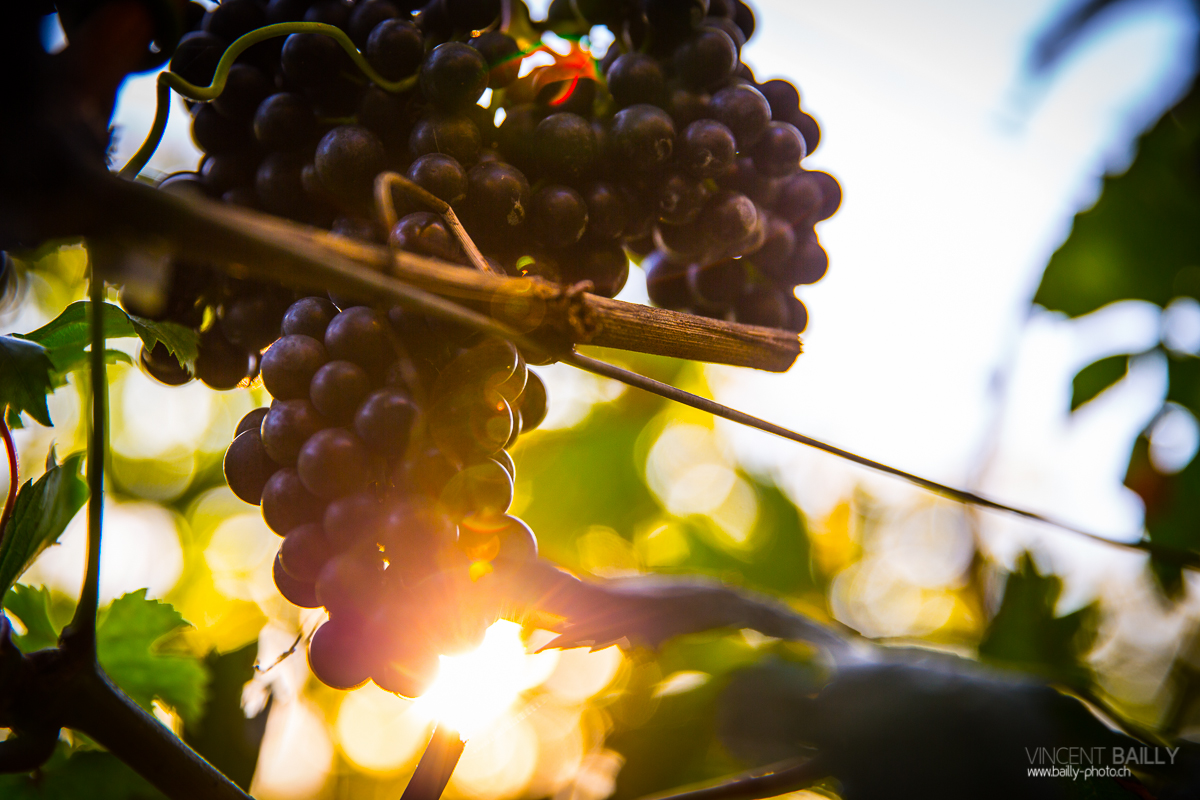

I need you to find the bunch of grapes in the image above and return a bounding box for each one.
[222,295,546,694]
[127,0,840,694]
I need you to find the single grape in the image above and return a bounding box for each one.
[308,617,374,689]
[708,83,771,150]
[366,17,423,81]
[253,93,316,152]
[790,230,829,285]
[371,631,439,697]
[610,104,675,172]
[315,548,386,618]
[758,79,800,122]
[236,407,269,439]
[267,0,311,24]
[170,31,226,88]
[517,370,547,432]
[720,155,780,207]
[200,151,259,195]
[282,296,338,340]
[752,214,797,278]
[534,113,597,182]
[407,153,468,206]
[733,0,755,40]
[261,335,328,401]
[704,15,746,50]
[433,338,520,399]
[463,161,530,238]
[674,27,737,90]
[261,398,326,466]
[420,42,489,111]
[606,53,665,108]
[530,185,589,248]
[279,521,333,583]
[212,63,272,123]
[324,306,392,378]
[202,0,265,41]
[308,360,372,426]
[156,171,209,199]
[699,190,758,246]
[678,118,736,179]
[225,429,280,505]
[355,388,419,457]
[315,125,387,205]
[219,289,290,351]
[750,121,806,178]
[810,171,842,220]
[439,458,513,522]
[665,87,712,128]
[262,468,326,535]
[408,112,482,165]
[274,552,321,607]
[195,326,253,390]
[323,491,384,552]
[255,151,309,219]
[785,293,808,333]
[491,448,516,481]
[469,31,521,88]
[580,181,631,241]
[280,32,347,88]
[561,242,629,298]
[772,171,823,226]
[390,212,462,262]
[348,0,400,47]
[687,259,746,310]
[657,172,711,225]
[140,342,192,386]
[192,102,251,155]
[795,112,821,156]
[644,249,692,308]
[474,514,538,561]
[734,283,789,328]
[429,391,513,462]
[297,428,374,499]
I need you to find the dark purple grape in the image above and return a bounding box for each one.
[355,388,419,457]
[534,113,597,182]
[581,181,631,241]
[700,190,758,246]
[305,0,352,28]
[267,0,312,24]
[192,102,251,155]
[687,259,745,309]
[420,42,488,111]
[429,392,513,462]
[734,284,789,328]
[440,459,513,522]
[773,171,824,226]
[222,186,259,208]
[236,407,270,438]
[464,161,530,237]
[721,155,779,206]
[315,549,385,618]
[261,398,326,466]
[297,428,374,499]
[202,0,265,41]
[758,79,800,122]
[678,118,736,179]
[201,151,259,195]
[517,371,547,432]
[358,86,413,149]
[315,125,387,205]
[753,214,796,277]
[408,112,482,165]
[310,360,372,425]
[790,231,828,285]
[785,294,808,333]
[665,87,711,128]
[279,522,333,582]
[323,492,384,551]
[470,31,521,88]
[220,289,290,351]
[530,185,588,248]
[349,0,400,48]
[644,249,691,308]
[606,53,664,108]
[795,113,820,156]
[703,15,745,50]
[225,429,280,505]
[262,468,326,535]
[308,617,374,689]
[157,171,209,199]
[750,122,806,178]
[274,552,321,607]
[213,64,272,122]
[674,28,737,89]
[416,0,453,39]
[140,342,192,386]
[170,31,226,87]
[366,17,423,81]
[708,83,771,150]
[255,151,308,219]
[811,171,841,220]
[261,335,328,400]
[280,32,347,88]
[561,242,629,298]
[733,0,755,40]
[390,212,462,261]
[282,296,338,340]
[253,93,316,151]
[610,104,675,172]
[657,172,711,225]
[195,326,254,390]
[434,339,520,397]
[407,153,468,206]
[324,306,392,377]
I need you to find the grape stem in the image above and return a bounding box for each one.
[400,725,466,800]
[119,21,419,179]
[0,415,17,544]
[374,172,503,276]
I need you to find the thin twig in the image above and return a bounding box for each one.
[562,350,1197,567]
[400,724,466,800]
[636,756,829,800]
[373,172,500,275]
[253,631,304,675]
[0,416,17,541]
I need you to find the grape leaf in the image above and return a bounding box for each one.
[0,452,88,599]
[1069,354,1128,411]
[96,590,210,726]
[0,742,166,800]
[978,553,1097,689]
[19,300,198,368]
[183,643,270,792]
[0,334,55,426]
[3,583,59,652]
[126,315,199,369]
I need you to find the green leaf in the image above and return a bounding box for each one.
[6,406,24,429]
[1070,354,1129,411]
[96,590,210,726]
[46,348,133,382]
[183,643,269,791]
[0,334,55,426]
[978,553,1096,688]
[20,301,199,371]
[3,583,60,652]
[127,316,199,369]
[1034,81,1200,317]
[0,453,88,598]
[0,742,166,799]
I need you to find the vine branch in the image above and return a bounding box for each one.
[400,725,466,800]
[0,416,16,541]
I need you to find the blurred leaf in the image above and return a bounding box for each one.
[1124,434,1200,599]
[96,591,210,726]
[0,453,87,598]
[45,348,133,383]
[1029,0,1141,73]
[1034,80,1200,317]
[3,584,59,652]
[1070,354,1129,411]
[0,742,165,799]
[978,553,1097,688]
[19,300,198,370]
[183,643,270,792]
[0,334,54,426]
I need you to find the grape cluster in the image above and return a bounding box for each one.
[222,295,547,694]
